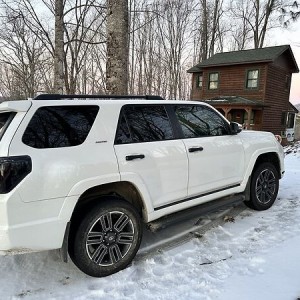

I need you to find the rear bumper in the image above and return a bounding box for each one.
[0,220,67,254]
[0,191,68,253]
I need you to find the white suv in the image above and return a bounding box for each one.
[0,94,284,277]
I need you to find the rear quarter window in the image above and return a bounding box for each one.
[0,112,16,141]
[22,106,99,148]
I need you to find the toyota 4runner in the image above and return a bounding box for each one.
[0,94,284,277]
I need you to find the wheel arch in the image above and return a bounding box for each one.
[69,181,149,227]
[253,152,281,178]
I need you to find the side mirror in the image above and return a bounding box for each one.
[230,122,242,134]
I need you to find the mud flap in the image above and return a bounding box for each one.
[59,222,70,263]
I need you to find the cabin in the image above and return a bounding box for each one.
[188,45,299,140]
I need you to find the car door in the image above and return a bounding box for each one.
[174,104,245,197]
[114,104,188,210]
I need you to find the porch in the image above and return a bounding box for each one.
[202,96,265,131]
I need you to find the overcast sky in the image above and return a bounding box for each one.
[270,22,300,105]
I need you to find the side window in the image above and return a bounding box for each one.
[115,105,174,144]
[0,112,16,141]
[115,112,132,144]
[175,105,229,138]
[22,105,99,148]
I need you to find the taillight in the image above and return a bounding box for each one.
[0,156,32,194]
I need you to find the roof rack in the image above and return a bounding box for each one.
[33,94,164,100]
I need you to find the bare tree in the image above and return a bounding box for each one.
[193,0,226,61]
[230,0,282,49]
[281,1,300,25]
[0,5,50,98]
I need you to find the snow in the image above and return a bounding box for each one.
[1,142,300,300]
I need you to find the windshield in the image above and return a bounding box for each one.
[0,112,16,141]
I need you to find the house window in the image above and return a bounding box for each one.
[246,69,259,89]
[196,74,203,88]
[208,72,219,90]
[281,112,287,126]
[287,112,295,129]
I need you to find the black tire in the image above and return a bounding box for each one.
[244,162,279,211]
[69,198,142,277]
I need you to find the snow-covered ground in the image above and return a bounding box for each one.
[1,142,300,300]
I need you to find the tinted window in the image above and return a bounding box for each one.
[115,112,131,144]
[175,105,229,138]
[115,105,174,143]
[22,106,99,148]
[0,112,16,141]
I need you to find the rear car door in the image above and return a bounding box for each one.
[174,104,245,197]
[114,104,188,210]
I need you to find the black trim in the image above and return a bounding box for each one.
[126,154,145,161]
[154,183,241,211]
[34,94,164,100]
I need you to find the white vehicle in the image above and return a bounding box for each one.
[0,94,284,277]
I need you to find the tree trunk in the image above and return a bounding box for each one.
[200,0,208,61]
[54,0,64,94]
[106,0,129,95]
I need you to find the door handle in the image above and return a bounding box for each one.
[188,147,204,153]
[126,154,145,161]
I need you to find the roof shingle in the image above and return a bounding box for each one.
[187,45,299,73]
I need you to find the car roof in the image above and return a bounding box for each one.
[0,98,213,113]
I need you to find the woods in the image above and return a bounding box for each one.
[0,0,297,100]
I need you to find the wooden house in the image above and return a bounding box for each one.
[188,45,299,138]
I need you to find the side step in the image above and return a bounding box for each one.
[147,194,245,232]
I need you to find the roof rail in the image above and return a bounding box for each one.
[33,94,164,100]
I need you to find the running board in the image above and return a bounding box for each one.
[147,194,245,232]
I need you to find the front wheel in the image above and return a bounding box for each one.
[69,198,142,277]
[244,162,279,211]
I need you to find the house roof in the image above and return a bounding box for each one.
[201,96,265,107]
[187,45,299,73]
[288,102,299,113]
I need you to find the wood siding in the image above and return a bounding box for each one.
[263,63,292,135]
[190,63,267,101]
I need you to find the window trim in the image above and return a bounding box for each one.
[208,72,220,90]
[245,68,260,90]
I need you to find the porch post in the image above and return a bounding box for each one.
[223,107,231,120]
[245,107,252,130]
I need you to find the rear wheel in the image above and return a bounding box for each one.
[69,198,142,277]
[244,162,279,211]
